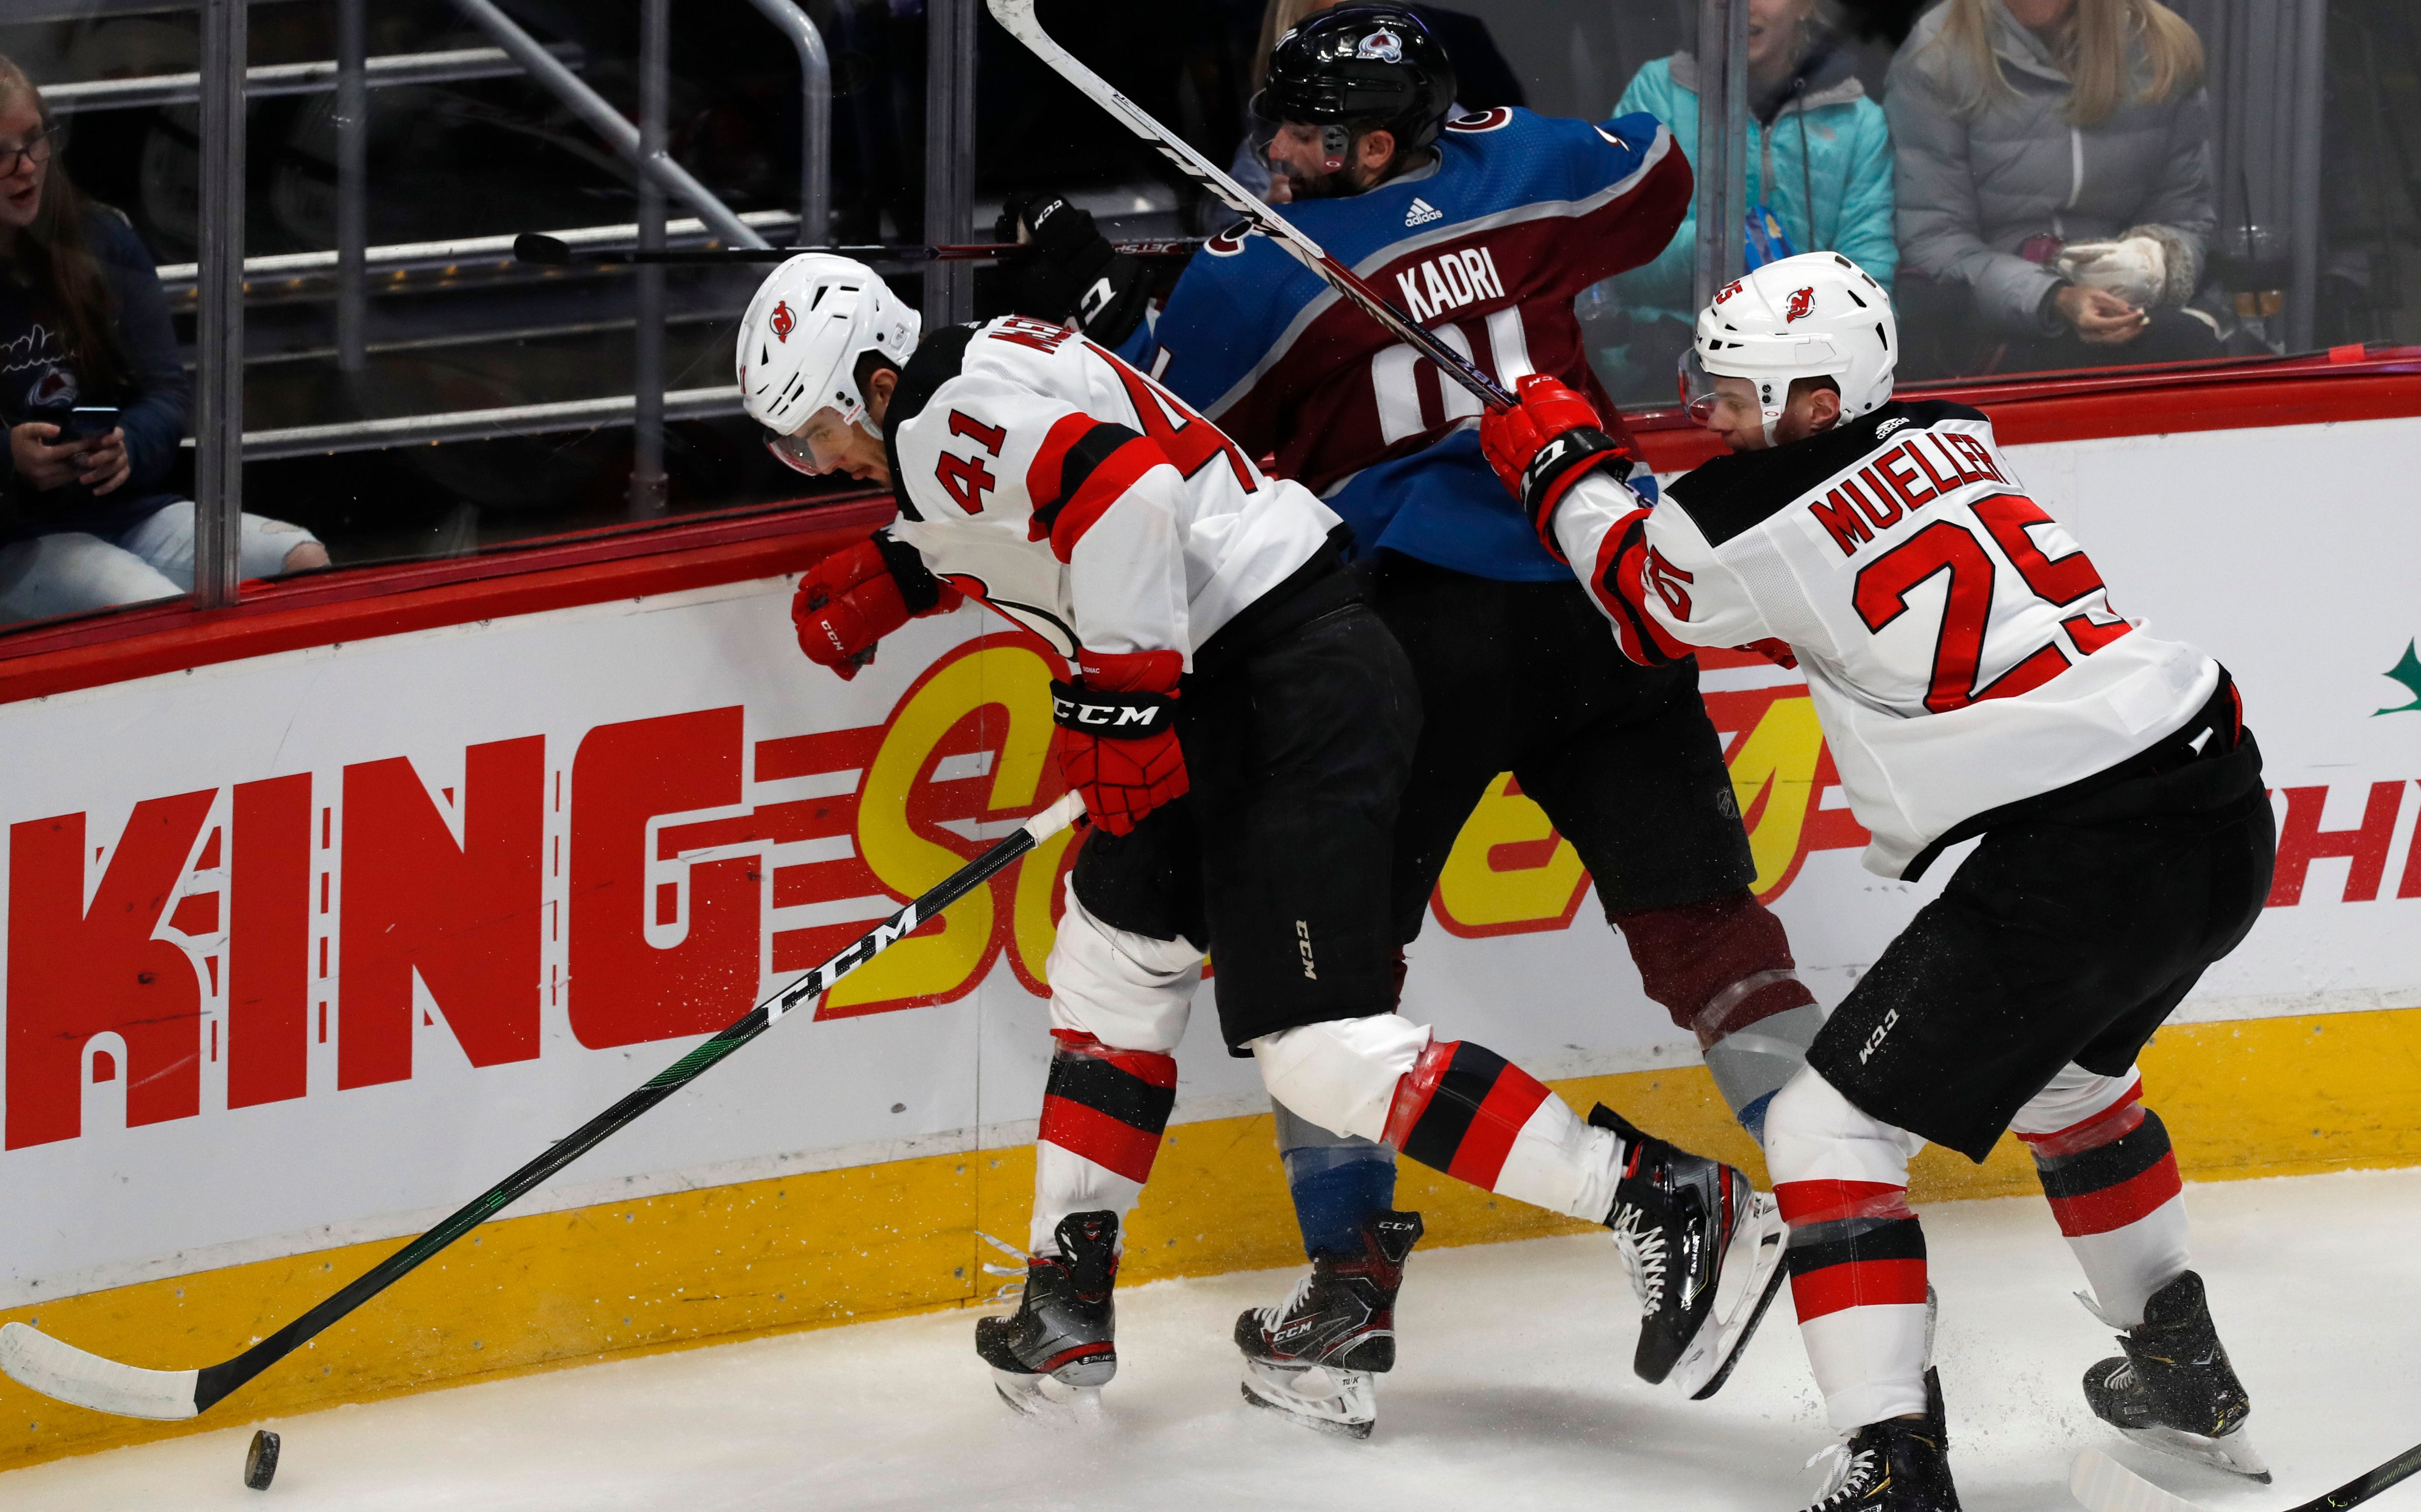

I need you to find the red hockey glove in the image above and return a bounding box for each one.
[1478,373,1643,560]
[791,532,961,681]
[1051,649,1188,836]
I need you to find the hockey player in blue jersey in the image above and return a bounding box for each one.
[1000,5,1820,1435]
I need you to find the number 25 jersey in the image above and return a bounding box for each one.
[1553,400,2221,879]
[885,316,1341,662]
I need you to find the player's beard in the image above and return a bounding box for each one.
[1275,163,1362,201]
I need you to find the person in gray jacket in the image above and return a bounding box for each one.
[1884,0,2226,376]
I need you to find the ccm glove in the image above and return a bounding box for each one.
[1478,372,1643,559]
[1050,648,1188,836]
[994,191,1153,345]
[790,531,961,680]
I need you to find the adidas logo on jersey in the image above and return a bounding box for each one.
[1876,416,1910,439]
[1404,197,1442,227]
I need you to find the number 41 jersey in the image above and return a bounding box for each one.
[885,316,1341,663]
[1553,400,2222,879]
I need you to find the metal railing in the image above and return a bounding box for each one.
[153,212,803,296]
[39,43,584,114]
[226,386,747,462]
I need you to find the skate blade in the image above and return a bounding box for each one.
[2111,1421,2271,1482]
[989,1367,1104,1426]
[1673,1190,1789,1400]
[1239,1359,1375,1439]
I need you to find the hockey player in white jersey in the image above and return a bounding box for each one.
[736,254,1783,1421]
[1476,252,2277,1511]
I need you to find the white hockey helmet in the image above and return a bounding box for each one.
[736,253,921,474]
[1681,251,1896,446]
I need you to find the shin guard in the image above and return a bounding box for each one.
[1031,1031,1176,1255]
[1381,1039,1624,1223]
[1273,1101,1397,1261]
[2018,1084,2188,1330]
[1613,890,1819,1143]
[1766,1068,1932,1430]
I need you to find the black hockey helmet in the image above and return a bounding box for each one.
[1253,6,1458,152]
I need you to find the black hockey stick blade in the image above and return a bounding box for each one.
[512,230,1203,268]
[985,0,1513,410]
[0,793,1086,1422]
[2073,1441,2421,1512]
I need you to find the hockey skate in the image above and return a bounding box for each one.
[974,1211,1119,1423]
[1234,1210,1424,1439]
[2080,1270,2269,1481]
[1590,1104,1787,1395]
[1796,1369,1959,1512]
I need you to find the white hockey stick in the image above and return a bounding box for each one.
[986,0,1513,411]
[2074,1442,2421,1512]
[0,794,1084,1421]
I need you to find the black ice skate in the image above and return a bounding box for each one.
[974,1211,1119,1423]
[1591,1104,1787,1396]
[1795,1369,1959,1512]
[1234,1210,1424,1439]
[2081,1270,2269,1482]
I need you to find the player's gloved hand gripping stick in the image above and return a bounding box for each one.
[0,793,1087,1422]
[985,0,1515,413]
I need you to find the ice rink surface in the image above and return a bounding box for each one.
[9,1166,2415,1512]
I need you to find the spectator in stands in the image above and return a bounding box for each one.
[1591,0,1896,400]
[1231,0,1525,202]
[0,57,326,625]
[1885,0,2227,376]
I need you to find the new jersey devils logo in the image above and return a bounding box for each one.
[770,299,796,342]
[1785,286,1816,322]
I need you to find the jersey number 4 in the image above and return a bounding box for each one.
[1853,493,2132,714]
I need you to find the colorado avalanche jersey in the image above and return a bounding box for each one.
[1113,108,1690,582]
[1552,400,2219,878]
[885,316,1340,663]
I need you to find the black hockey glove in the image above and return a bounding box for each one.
[994,191,1153,345]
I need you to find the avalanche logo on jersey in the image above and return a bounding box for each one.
[1405,197,1442,228]
[1785,286,1816,322]
[1356,28,1403,60]
[770,299,796,341]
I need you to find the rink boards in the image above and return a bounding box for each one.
[1,413,2418,1468]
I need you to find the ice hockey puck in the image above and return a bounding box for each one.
[243,1429,279,1490]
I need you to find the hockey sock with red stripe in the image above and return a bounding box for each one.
[1776,1178,1932,1427]
[1380,1039,1624,1222]
[1030,1030,1176,1255]
[2025,1103,2187,1329]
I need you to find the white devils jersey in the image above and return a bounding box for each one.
[886,316,1341,661]
[1554,400,2219,878]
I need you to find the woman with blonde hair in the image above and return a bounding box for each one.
[1884,0,2228,375]
[0,55,325,624]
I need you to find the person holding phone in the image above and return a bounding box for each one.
[0,55,326,624]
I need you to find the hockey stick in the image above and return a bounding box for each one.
[985,0,1514,411]
[511,232,1203,267]
[2073,1444,2421,1512]
[0,793,1086,1423]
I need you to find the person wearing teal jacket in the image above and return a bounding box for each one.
[1587,3,1896,405]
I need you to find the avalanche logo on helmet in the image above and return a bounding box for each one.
[770,299,796,341]
[1357,29,1403,61]
[1785,287,1816,322]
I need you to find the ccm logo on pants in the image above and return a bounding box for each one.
[1296,920,1317,980]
